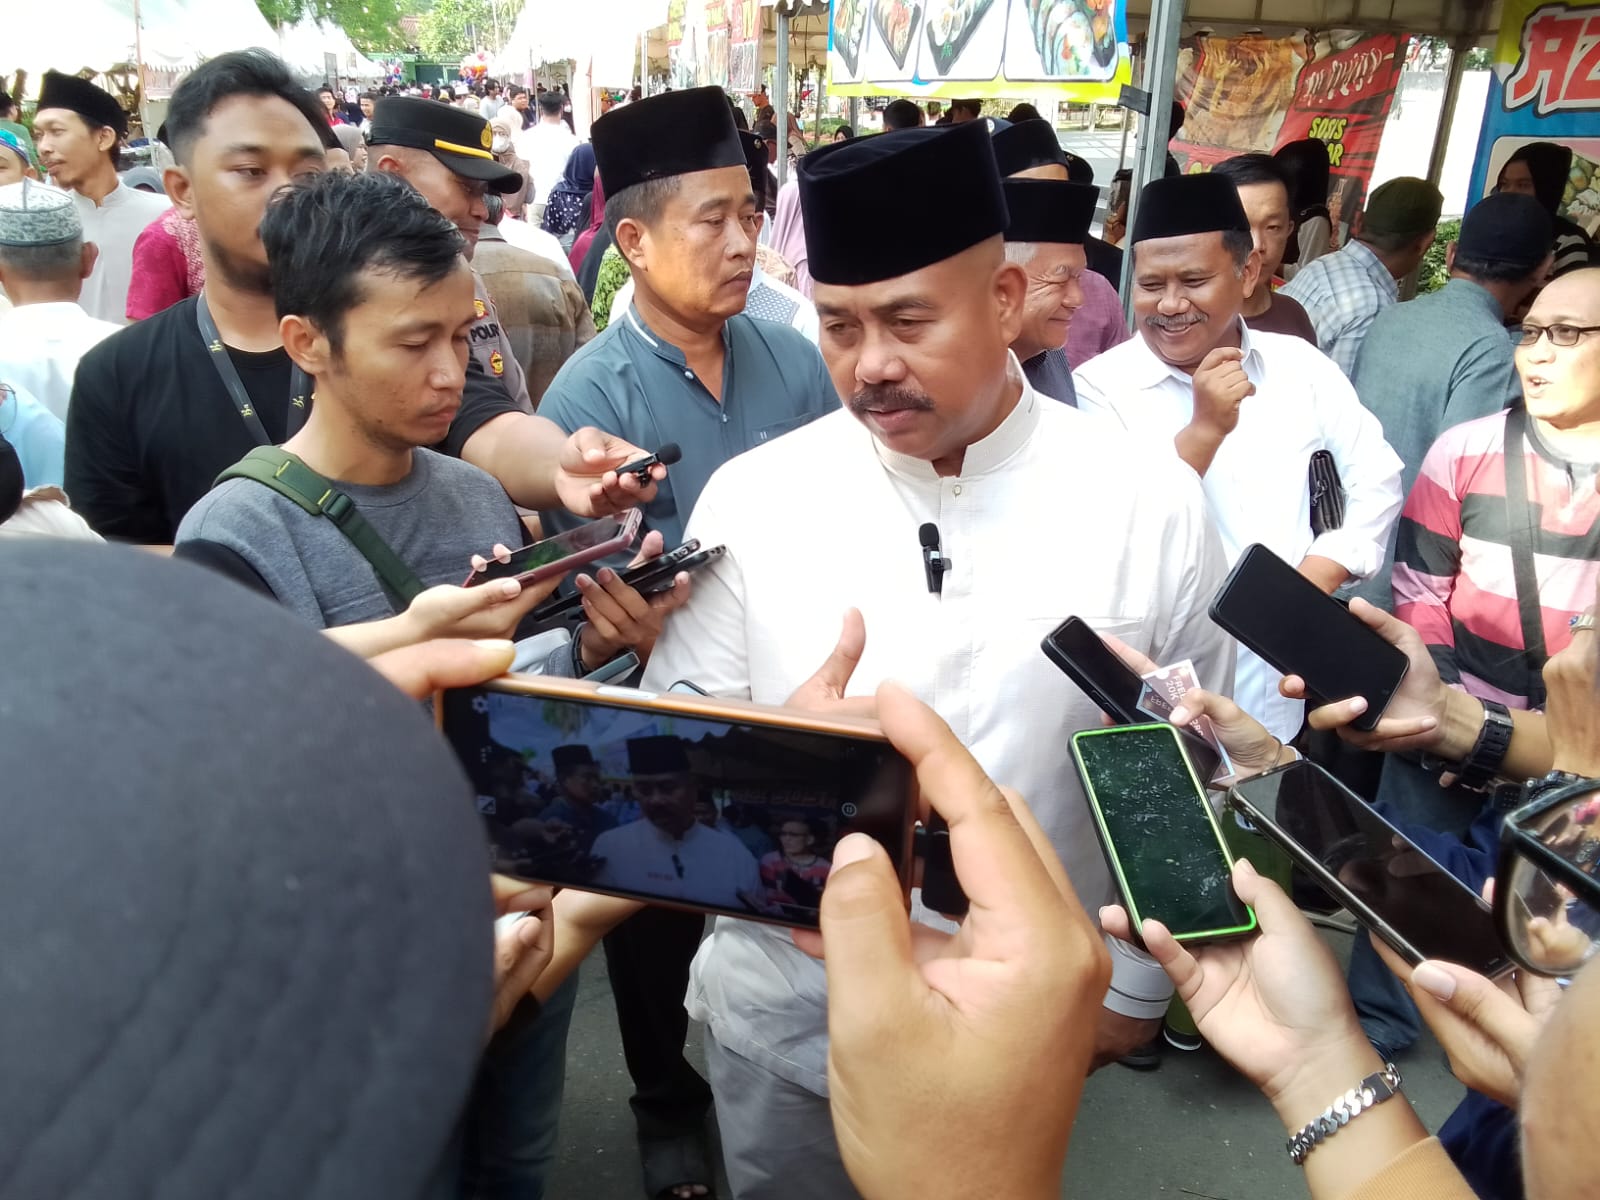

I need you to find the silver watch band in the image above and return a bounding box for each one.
[1287,1063,1403,1165]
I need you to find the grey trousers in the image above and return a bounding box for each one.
[704,1035,863,1200]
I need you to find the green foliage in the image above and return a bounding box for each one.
[255,0,417,54]
[415,0,524,58]
[1419,217,1461,293]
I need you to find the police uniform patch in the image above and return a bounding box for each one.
[490,351,504,376]
[474,297,487,319]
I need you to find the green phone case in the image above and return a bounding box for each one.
[1070,723,1258,945]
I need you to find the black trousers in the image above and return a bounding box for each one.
[601,906,714,1141]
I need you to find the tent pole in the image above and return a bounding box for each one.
[132,0,148,138]
[1425,34,1472,194]
[1119,2,1183,314]
[775,7,790,186]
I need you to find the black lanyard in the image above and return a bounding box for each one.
[196,294,311,446]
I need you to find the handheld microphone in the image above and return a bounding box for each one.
[920,523,951,595]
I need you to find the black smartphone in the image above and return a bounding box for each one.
[1228,760,1512,976]
[635,545,725,597]
[1208,544,1408,732]
[1041,617,1223,785]
[1071,723,1257,946]
[437,677,916,929]
[526,540,712,623]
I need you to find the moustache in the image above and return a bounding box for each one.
[1145,312,1208,332]
[847,385,936,416]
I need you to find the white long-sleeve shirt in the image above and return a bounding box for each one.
[642,370,1234,1094]
[1074,322,1403,739]
[68,181,170,325]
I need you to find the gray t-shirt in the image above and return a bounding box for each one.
[176,448,524,629]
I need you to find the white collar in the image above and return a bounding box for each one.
[870,351,1041,482]
[2,301,94,325]
[1125,316,1258,389]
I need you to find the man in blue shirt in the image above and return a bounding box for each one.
[537,86,835,556]
[1350,192,1553,610]
[534,85,837,1200]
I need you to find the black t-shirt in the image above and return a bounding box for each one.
[65,296,522,544]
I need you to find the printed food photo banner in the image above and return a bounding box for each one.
[827,0,1133,102]
[1468,0,1600,236]
[1171,31,1407,248]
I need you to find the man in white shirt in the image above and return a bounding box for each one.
[1075,173,1403,740]
[513,92,578,215]
[641,119,1233,1200]
[590,736,763,909]
[0,180,119,421]
[32,72,169,325]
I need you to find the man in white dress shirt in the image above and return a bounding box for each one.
[641,119,1233,1200]
[513,92,578,216]
[1075,173,1402,740]
[0,181,119,421]
[32,72,169,325]
[590,736,763,909]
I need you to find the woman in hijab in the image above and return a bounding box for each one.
[488,110,532,220]
[1273,138,1333,279]
[541,143,597,249]
[1497,141,1597,277]
[571,171,609,297]
[770,176,811,299]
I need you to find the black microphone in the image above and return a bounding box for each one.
[920,523,950,595]
[656,443,683,466]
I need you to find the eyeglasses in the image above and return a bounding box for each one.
[1514,323,1600,348]
[1496,779,1600,976]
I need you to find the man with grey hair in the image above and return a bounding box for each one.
[1075,173,1402,743]
[0,179,118,421]
[1001,177,1099,404]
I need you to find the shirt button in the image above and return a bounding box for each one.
[684,370,693,379]
[953,485,963,496]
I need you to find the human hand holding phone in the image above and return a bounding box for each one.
[1286,597,1448,753]
[812,683,1110,1200]
[574,530,694,668]
[1372,934,1562,1110]
[407,573,565,644]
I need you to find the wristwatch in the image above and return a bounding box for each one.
[1451,698,1514,792]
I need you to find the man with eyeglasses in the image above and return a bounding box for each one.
[1351,192,1556,612]
[1343,266,1600,1064]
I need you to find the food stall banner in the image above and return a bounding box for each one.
[826,0,1132,102]
[1468,0,1600,234]
[1171,32,1406,247]
[729,0,762,92]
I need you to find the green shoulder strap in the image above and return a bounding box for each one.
[216,447,425,607]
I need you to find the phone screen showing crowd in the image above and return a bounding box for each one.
[440,687,912,928]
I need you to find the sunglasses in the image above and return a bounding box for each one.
[1497,779,1600,976]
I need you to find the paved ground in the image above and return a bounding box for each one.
[547,922,1466,1200]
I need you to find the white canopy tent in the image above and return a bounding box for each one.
[276,17,384,83]
[3,0,281,85]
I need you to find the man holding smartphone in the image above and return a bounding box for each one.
[1074,173,1403,742]
[640,120,1234,1200]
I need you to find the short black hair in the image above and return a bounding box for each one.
[537,92,563,116]
[1223,227,1255,267]
[605,176,683,243]
[1007,102,1042,123]
[360,90,378,102]
[259,171,467,355]
[950,98,983,118]
[883,99,923,130]
[511,86,529,100]
[1212,152,1288,194]
[164,49,328,166]
[317,85,334,97]
[1453,252,1545,283]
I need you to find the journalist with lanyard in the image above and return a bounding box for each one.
[197,294,312,445]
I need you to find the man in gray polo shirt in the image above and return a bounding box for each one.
[537,86,835,554]
[533,85,836,1200]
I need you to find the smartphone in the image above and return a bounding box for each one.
[463,509,644,588]
[1070,723,1257,945]
[1041,617,1223,785]
[436,676,916,929]
[526,540,707,623]
[1228,761,1512,976]
[635,545,725,598]
[1208,544,1408,731]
